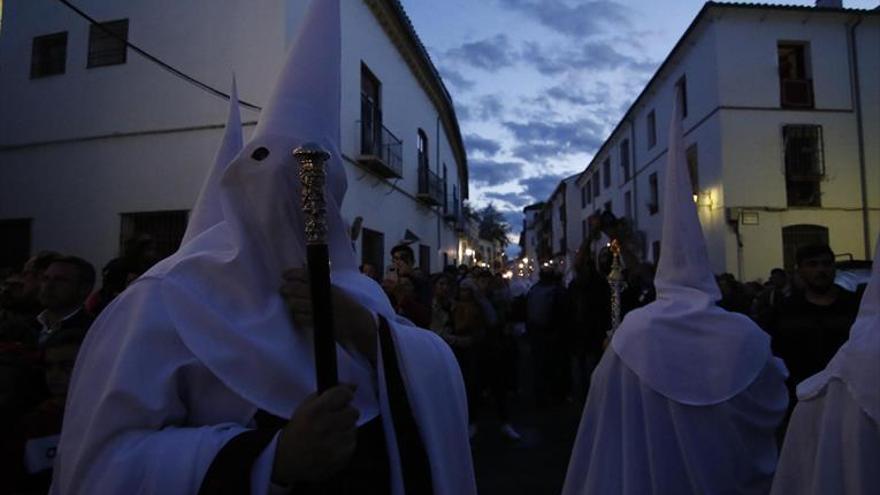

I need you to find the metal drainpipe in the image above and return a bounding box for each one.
[848,17,870,260]
[436,114,442,269]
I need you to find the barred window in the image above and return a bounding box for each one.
[88,19,128,68]
[783,125,824,207]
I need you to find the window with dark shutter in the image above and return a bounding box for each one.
[676,76,688,118]
[31,32,67,78]
[88,19,128,68]
[620,139,631,183]
[648,172,659,215]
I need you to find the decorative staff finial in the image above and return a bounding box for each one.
[607,238,626,338]
[294,143,331,246]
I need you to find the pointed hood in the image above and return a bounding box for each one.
[180,77,243,246]
[654,94,721,301]
[252,0,346,204]
[799,234,879,422]
[610,93,778,406]
[139,0,393,424]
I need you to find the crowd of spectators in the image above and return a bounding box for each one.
[0,238,157,494]
[373,244,524,441]
[0,233,866,492]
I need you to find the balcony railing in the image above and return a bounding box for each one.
[780,78,814,108]
[417,165,443,206]
[357,97,402,178]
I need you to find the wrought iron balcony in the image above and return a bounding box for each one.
[357,98,402,178]
[417,165,443,206]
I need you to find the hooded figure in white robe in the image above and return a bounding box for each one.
[50,1,475,494]
[771,234,879,495]
[561,93,789,495]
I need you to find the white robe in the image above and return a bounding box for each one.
[50,273,475,495]
[770,376,880,495]
[562,349,788,495]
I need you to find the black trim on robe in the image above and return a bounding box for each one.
[197,427,278,495]
[198,315,433,495]
[378,315,434,494]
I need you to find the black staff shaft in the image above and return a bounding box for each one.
[307,243,338,393]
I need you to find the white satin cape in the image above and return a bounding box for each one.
[562,350,788,495]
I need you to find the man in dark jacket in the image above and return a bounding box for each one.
[767,244,860,411]
[35,256,95,349]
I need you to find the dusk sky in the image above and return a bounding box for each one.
[400,0,877,242]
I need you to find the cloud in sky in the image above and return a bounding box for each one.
[502,210,525,233]
[465,133,503,156]
[504,117,605,162]
[438,65,476,91]
[519,173,569,203]
[485,191,529,206]
[520,40,656,75]
[446,34,517,72]
[498,0,631,38]
[459,94,506,123]
[469,159,525,185]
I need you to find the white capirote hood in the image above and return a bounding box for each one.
[139,0,397,421]
[611,93,777,406]
[180,77,243,245]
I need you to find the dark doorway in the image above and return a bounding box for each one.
[361,228,385,278]
[0,219,32,271]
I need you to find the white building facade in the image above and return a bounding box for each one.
[570,2,878,281]
[0,0,468,277]
[521,202,544,264]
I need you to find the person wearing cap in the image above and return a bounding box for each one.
[49,1,475,494]
[561,95,789,495]
[770,235,879,495]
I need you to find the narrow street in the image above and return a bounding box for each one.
[471,340,584,495]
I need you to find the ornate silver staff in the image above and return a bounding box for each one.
[294,143,338,393]
[606,239,626,339]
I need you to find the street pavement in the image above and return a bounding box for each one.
[470,340,585,495]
